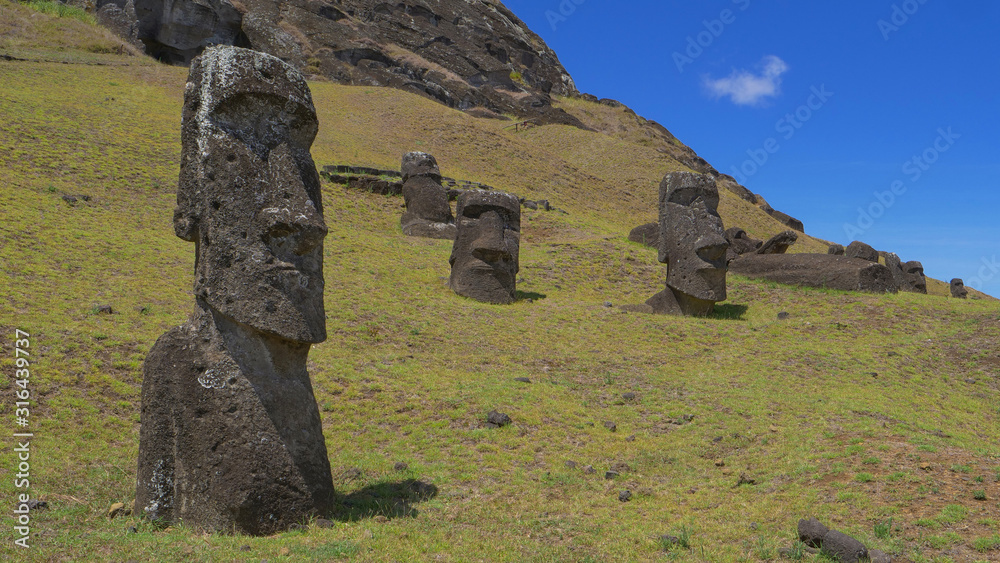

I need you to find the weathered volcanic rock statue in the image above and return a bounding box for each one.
[643,172,729,316]
[724,227,762,262]
[400,152,457,240]
[902,261,928,294]
[882,252,905,289]
[135,47,335,535]
[828,244,846,256]
[729,254,897,294]
[951,278,968,298]
[757,231,798,255]
[449,191,520,304]
[845,241,879,262]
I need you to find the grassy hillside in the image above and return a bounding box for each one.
[1,4,998,562]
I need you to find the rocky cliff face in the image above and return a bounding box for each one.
[116,0,584,126]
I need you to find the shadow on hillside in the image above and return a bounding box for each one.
[516,290,547,302]
[330,479,439,522]
[709,303,748,321]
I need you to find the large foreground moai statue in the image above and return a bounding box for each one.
[646,172,729,316]
[135,46,335,535]
[449,191,521,304]
[400,151,457,239]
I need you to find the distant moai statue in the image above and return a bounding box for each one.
[135,46,335,535]
[400,151,457,239]
[951,278,968,299]
[645,172,729,316]
[449,191,521,304]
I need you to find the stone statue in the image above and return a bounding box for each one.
[902,261,928,294]
[950,278,968,299]
[135,46,335,535]
[449,190,520,304]
[645,172,729,316]
[729,254,898,294]
[846,241,879,262]
[756,231,798,255]
[400,151,457,240]
[724,227,763,262]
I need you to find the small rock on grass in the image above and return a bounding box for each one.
[618,490,632,502]
[583,465,596,475]
[514,377,532,384]
[736,473,756,486]
[605,471,619,480]
[27,499,48,510]
[565,460,577,469]
[625,434,635,442]
[393,461,408,471]
[777,311,790,320]
[486,410,512,428]
[603,421,617,432]
[622,392,637,401]
[313,519,334,529]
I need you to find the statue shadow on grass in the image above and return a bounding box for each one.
[516,290,547,302]
[708,303,748,321]
[330,479,439,522]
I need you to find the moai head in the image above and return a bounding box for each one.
[401,151,442,182]
[950,278,968,299]
[657,172,729,306]
[902,261,928,294]
[449,191,521,304]
[173,46,327,343]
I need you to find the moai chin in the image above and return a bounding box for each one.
[135,46,335,535]
[449,190,521,304]
[645,172,729,316]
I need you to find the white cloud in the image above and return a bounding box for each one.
[703,56,789,106]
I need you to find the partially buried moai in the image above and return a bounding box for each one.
[645,172,729,316]
[902,261,928,294]
[135,46,335,535]
[951,278,968,299]
[400,151,457,239]
[449,190,521,304]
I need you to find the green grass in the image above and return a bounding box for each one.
[22,0,94,23]
[1,7,1000,562]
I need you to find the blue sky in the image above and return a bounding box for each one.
[503,0,1000,297]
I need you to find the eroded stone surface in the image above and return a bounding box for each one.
[729,254,898,294]
[756,231,797,255]
[951,278,968,298]
[449,190,520,304]
[902,260,928,294]
[845,241,879,262]
[136,46,334,535]
[400,152,456,240]
[643,172,728,316]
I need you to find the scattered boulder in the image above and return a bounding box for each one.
[603,421,617,432]
[729,254,898,294]
[756,231,798,255]
[486,410,512,428]
[400,152,456,240]
[449,191,521,304]
[637,172,729,316]
[845,241,879,262]
[828,244,845,255]
[796,518,887,563]
[628,222,659,248]
[96,304,115,315]
[136,47,335,536]
[901,261,928,294]
[618,490,632,502]
[950,278,968,299]
[393,462,408,472]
